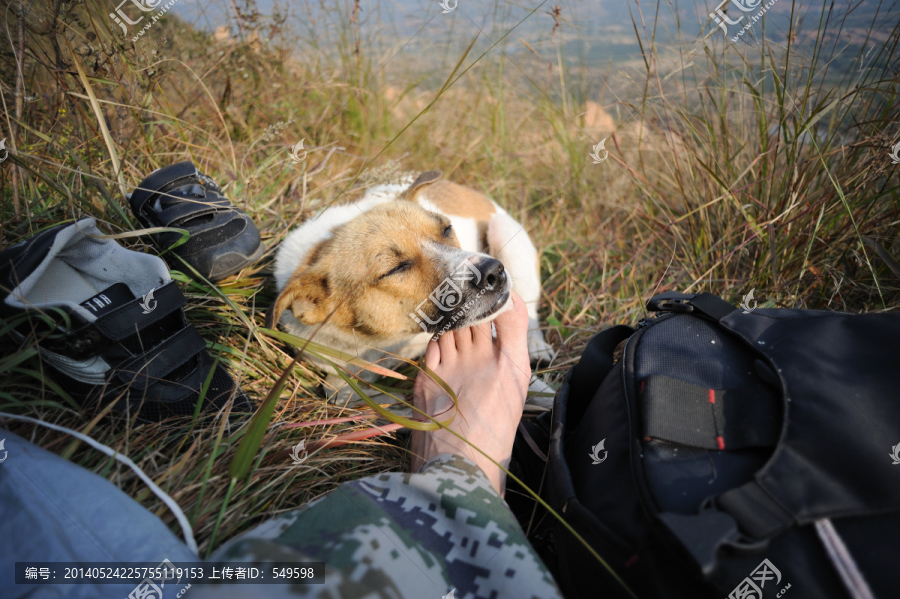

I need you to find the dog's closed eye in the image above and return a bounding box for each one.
[442,224,453,238]
[379,260,413,280]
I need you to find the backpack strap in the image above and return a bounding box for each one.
[565,325,634,426]
[569,324,634,399]
[642,375,780,451]
[688,292,738,320]
[718,481,794,539]
[545,324,638,558]
[647,291,737,321]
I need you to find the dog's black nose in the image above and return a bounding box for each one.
[476,258,506,290]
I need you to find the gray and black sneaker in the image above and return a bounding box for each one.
[129,162,265,282]
[0,218,253,423]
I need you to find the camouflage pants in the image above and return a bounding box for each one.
[192,454,563,599]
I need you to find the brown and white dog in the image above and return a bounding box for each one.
[267,170,555,406]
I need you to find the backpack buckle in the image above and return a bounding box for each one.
[647,292,696,314]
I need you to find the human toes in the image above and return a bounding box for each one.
[423,338,441,369]
[414,342,441,407]
[436,327,459,359]
[494,291,530,362]
[470,320,494,351]
[452,325,476,352]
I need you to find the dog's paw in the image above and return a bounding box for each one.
[527,330,556,364]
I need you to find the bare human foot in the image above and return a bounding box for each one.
[410,291,532,495]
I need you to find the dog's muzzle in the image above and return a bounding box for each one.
[409,253,511,335]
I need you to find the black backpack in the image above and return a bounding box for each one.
[514,291,900,599]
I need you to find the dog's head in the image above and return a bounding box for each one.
[268,175,510,339]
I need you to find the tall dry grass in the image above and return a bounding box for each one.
[1,0,898,572]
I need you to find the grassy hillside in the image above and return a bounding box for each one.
[1,0,899,558]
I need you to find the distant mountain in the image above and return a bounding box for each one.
[170,0,897,76]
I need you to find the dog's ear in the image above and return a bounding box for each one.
[267,272,343,327]
[400,169,443,200]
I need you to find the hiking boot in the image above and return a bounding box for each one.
[129,162,265,282]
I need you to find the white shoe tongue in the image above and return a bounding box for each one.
[78,282,136,318]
